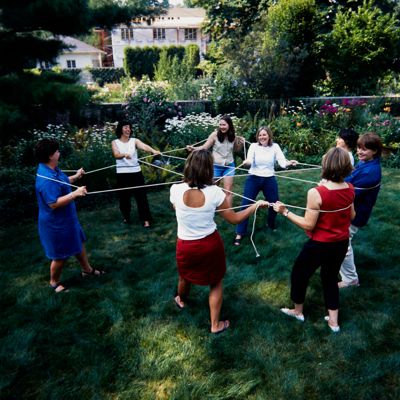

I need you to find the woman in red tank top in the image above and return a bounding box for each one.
[273,147,355,333]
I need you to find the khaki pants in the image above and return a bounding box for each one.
[339,225,359,283]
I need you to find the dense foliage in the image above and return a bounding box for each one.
[0,0,167,144]
[124,45,187,79]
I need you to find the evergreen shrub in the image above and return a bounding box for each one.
[124,45,186,79]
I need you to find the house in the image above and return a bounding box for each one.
[37,36,105,69]
[109,7,208,68]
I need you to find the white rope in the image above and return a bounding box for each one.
[87,180,183,195]
[250,203,261,257]
[138,138,208,161]
[36,174,79,188]
[85,165,116,175]
[138,159,184,176]
[275,175,318,184]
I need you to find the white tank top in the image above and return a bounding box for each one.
[114,138,141,173]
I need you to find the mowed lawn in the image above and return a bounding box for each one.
[0,168,399,400]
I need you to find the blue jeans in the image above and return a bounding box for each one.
[236,174,279,236]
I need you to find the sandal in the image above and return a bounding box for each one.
[211,320,230,334]
[49,282,69,293]
[81,268,106,278]
[174,295,185,309]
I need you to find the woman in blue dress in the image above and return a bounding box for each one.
[35,139,105,293]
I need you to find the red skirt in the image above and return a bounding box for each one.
[176,230,226,286]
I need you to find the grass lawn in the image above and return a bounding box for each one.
[1,167,399,399]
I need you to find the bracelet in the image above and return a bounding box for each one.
[283,210,290,217]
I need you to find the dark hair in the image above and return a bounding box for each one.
[256,126,274,146]
[216,115,235,143]
[115,120,133,138]
[357,132,382,158]
[321,147,353,182]
[339,128,359,150]
[183,149,214,189]
[35,139,59,163]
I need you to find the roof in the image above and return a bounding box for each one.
[123,7,206,28]
[60,36,106,54]
[166,7,206,18]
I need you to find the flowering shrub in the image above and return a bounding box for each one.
[125,77,180,139]
[164,112,240,148]
[211,68,253,116]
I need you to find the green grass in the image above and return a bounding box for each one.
[1,168,399,399]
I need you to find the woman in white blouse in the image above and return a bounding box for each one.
[170,150,268,334]
[234,126,297,245]
[112,120,160,227]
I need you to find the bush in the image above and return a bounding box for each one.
[89,68,126,86]
[125,77,181,146]
[0,123,118,224]
[124,45,186,79]
[211,68,253,116]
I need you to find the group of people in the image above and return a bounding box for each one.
[35,116,383,333]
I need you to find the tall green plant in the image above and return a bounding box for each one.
[323,0,400,95]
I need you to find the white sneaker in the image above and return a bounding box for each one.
[338,279,359,288]
[280,307,305,322]
[324,316,340,333]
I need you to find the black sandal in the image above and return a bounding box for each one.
[49,282,69,293]
[81,268,106,278]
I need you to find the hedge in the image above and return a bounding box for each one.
[124,45,187,79]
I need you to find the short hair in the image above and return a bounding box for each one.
[357,132,383,158]
[35,139,59,163]
[321,147,353,182]
[216,115,235,143]
[115,120,133,138]
[256,126,274,146]
[339,128,359,150]
[183,149,214,189]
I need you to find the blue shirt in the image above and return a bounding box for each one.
[36,164,85,259]
[345,158,381,227]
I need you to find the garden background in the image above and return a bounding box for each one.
[1,0,400,399]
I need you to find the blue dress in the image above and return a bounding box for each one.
[36,163,86,260]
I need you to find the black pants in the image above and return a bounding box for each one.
[116,172,151,223]
[290,239,349,310]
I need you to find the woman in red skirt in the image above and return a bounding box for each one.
[170,150,268,334]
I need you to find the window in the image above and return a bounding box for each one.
[66,60,76,69]
[121,28,134,40]
[153,28,166,40]
[184,28,197,41]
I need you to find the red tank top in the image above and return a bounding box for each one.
[307,184,355,242]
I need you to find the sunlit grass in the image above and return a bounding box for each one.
[0,168,399,399]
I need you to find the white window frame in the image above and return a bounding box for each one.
[153,28,166,40]
[66,60,76,69]
[184,28,197,41]
[121,27,134,41]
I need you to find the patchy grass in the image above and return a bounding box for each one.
[0,168,399,399]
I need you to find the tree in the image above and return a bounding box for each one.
[322,0,400,94]
[224,0,321,98]
[0,0,167,144]
[192,0,270,40]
